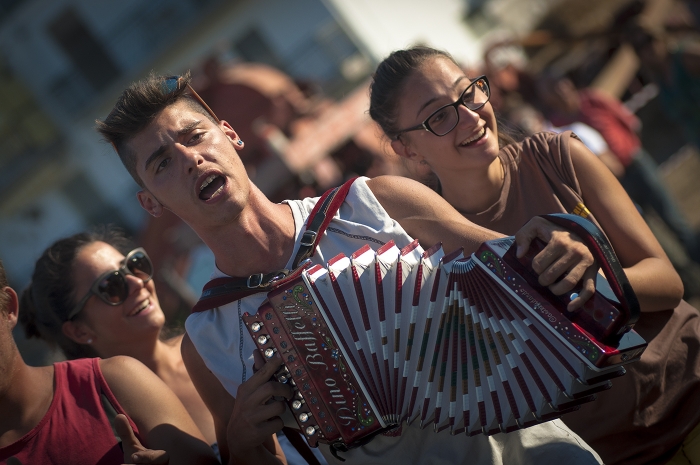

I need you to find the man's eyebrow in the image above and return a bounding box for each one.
[416,76,468,117]
[144,120,203,171]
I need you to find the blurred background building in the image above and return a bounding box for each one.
[0,0,698,363]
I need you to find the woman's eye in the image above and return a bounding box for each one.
[463,88,475,103]
[430,109,448,124]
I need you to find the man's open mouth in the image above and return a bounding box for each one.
[199,174,225,200]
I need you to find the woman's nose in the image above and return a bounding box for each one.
[457,103,480,127]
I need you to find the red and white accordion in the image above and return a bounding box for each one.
[242,218,646,453]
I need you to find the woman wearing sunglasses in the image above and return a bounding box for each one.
[18,226,219,455]
[368,45,700,465]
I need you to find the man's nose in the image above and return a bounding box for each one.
[176,145,204,173]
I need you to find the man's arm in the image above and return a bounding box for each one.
[367,175,597,309]
[99,356,219,465]
[181,334,290,465]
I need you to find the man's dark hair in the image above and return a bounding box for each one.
[95,71,217,187]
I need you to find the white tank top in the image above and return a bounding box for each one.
[184,177,601,465]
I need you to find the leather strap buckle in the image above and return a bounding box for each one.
[300,230,317,247]
[247,273,264,288]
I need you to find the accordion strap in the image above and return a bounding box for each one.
[191,177,358,313]
[540,213,641,335]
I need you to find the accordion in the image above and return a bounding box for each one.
[242,215,646,453]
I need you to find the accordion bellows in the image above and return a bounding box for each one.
[243,236,646,452]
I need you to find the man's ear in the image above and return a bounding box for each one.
[62,320,96,345]
[220,120,244,149]
[137,190,164,217]
[390,138,421,162]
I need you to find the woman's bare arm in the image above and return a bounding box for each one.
[100,356,219,465]
[569,136,684,311]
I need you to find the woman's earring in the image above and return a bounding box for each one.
[86,339,93,344]
[237,139,244,146]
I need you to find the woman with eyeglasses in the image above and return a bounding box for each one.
[18,226,219,456]
[368,45,700,465]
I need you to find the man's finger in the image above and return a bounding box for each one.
[245,379,295,407]
[253,348,266,373]
[115,413,143,460]
[515,217,555,258]
[239,355,284,395]
[566,266,598,311]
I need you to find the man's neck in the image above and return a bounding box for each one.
[196,184,297,278]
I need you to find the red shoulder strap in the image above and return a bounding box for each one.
[191,177,357,313]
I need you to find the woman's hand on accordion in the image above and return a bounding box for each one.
[515,217,598,311]
[226,355,293,462]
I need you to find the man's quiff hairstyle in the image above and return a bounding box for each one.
[95,71,217,187]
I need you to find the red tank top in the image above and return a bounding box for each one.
[0,358,141,464]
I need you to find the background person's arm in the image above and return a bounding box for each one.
[99,356,219,465]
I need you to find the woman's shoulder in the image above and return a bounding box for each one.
[503,131,574,163]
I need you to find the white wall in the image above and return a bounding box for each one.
[324,0,483,69]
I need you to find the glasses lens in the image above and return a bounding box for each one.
[126,250,153,281]
[427,106,459,136]
[162,76,180,94]
[96,271,129,304]
[463,79,490,110]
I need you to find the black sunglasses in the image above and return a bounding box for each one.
[162,75,220,122]
[394,76,490,140]
[68,248,154,320]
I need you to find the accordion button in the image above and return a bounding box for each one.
[277,374,289,383]
[292,399,305,410]
[251,322,263,332]
[305,425,318,436]
[299,412,312,422]
[257,335,270,345]
[264,348,276,358]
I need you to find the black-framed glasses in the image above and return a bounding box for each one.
[162,75,220,123]
[68,248,154,320]
[394,76,490,140]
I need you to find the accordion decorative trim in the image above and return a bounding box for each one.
[243,237,647,452]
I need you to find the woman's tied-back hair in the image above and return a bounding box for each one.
[369,46,457,140]
[95,71,215,187]
[19,225,134,359]
[369,45,521,192]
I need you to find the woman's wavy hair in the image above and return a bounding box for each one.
[19,225,134,359]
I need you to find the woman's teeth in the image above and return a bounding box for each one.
[132,299,150,315]
[461,127,485,145]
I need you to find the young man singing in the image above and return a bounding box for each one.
[97,73,602,465]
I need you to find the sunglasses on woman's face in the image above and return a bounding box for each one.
[67,248,154,320]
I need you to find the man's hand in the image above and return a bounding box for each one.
[515,217,598,311]
[226,355,294,459]
[115,414,170,464]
